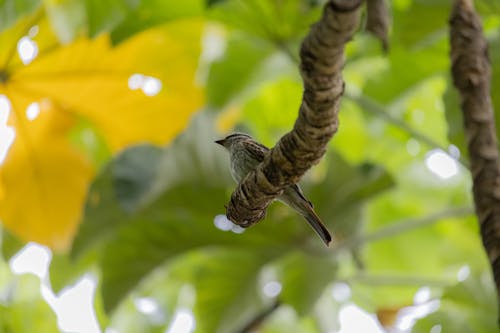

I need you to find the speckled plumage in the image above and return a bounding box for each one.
[216,133,332,245]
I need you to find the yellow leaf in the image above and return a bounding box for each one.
[0,13,204,250]
[9,17,204,150]
[0,94,93,251]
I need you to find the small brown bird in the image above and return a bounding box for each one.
[215,133,332,246]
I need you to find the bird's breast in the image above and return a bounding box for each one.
[229,148,260,183]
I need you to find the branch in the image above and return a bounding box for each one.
[333,206,474,252]
[226,0,362,227]
[237,300,281,333]
[449,0,500,319]
[275,42,469,169]
[344,273,452,287]
[366,0,390,52]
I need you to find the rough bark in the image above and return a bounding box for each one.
[225,0,362,227]
[450,0,500,315]
[366,0,390,51]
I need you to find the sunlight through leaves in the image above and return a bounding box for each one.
[331,282,352,303]
[166,308,196,333]
[262,281,282,298]
[127,73,163,96]
[457,265,470,282]
[0,94,15,164]
[425,149,459,179]
[17,36,38,65]
[25,102,40,121]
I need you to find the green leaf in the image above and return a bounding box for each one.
[112,145,163,213]
[207,35,276,108]
[68,118,111,167]
[42,0,203,42]
[44,0,87,43]
[391,0,449,48]
[335,161,395,207]
[476,0,500,14]
[1,227,25,260]
[49,252,96,293]
[363,44,448,104]
[261,308,320,333]
[170,249,269,333]
[208,0,321,42]
[205,0,226,6]
[241,78,302,145]
[359,1,452,104]
[0,0,40,32]
[413,311,475,333]
[278,251,337,315]
[84,0,137,37]
[44,0,204,42]
[308,152,395,239]
[107,298,166,333]
[110,0,204,44]
[71,162,128,258]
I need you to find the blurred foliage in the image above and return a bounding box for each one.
[0,11,203,250]
[1,0,500,332]
[0,258,58,332]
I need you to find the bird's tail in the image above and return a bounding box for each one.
[302,206,333,246]
[279,186,333,246]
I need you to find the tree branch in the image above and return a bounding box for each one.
[344,273,452,287]
[449,0,500,320]
[366,0,390,52]
[276,41,470,169]
[333,206,474,252]
[225,0,362,227]
[237,300,281,333]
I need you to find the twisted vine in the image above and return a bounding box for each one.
[450,0,500,319]
[225,0,362,227]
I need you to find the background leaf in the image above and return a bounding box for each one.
[0,0,40,32]
[84,0,137,38]
[110,0,204,43]
[206,35,275,108]
[170,250,270,333]
[0,14,204,250]
[1,1,499,332]
[278,252,338,315]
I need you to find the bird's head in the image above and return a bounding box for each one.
[215,133,252,151]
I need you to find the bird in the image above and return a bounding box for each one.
[215,133,332,246]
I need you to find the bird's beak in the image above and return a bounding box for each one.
[215,139,225,146]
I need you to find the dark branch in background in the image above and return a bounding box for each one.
[333,206,474,252]
[237,300,281,333]
[366,0,390,51]
[450,0,500,322]
[226,0,362,227]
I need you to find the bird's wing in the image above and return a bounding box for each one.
[244,140,269,162]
